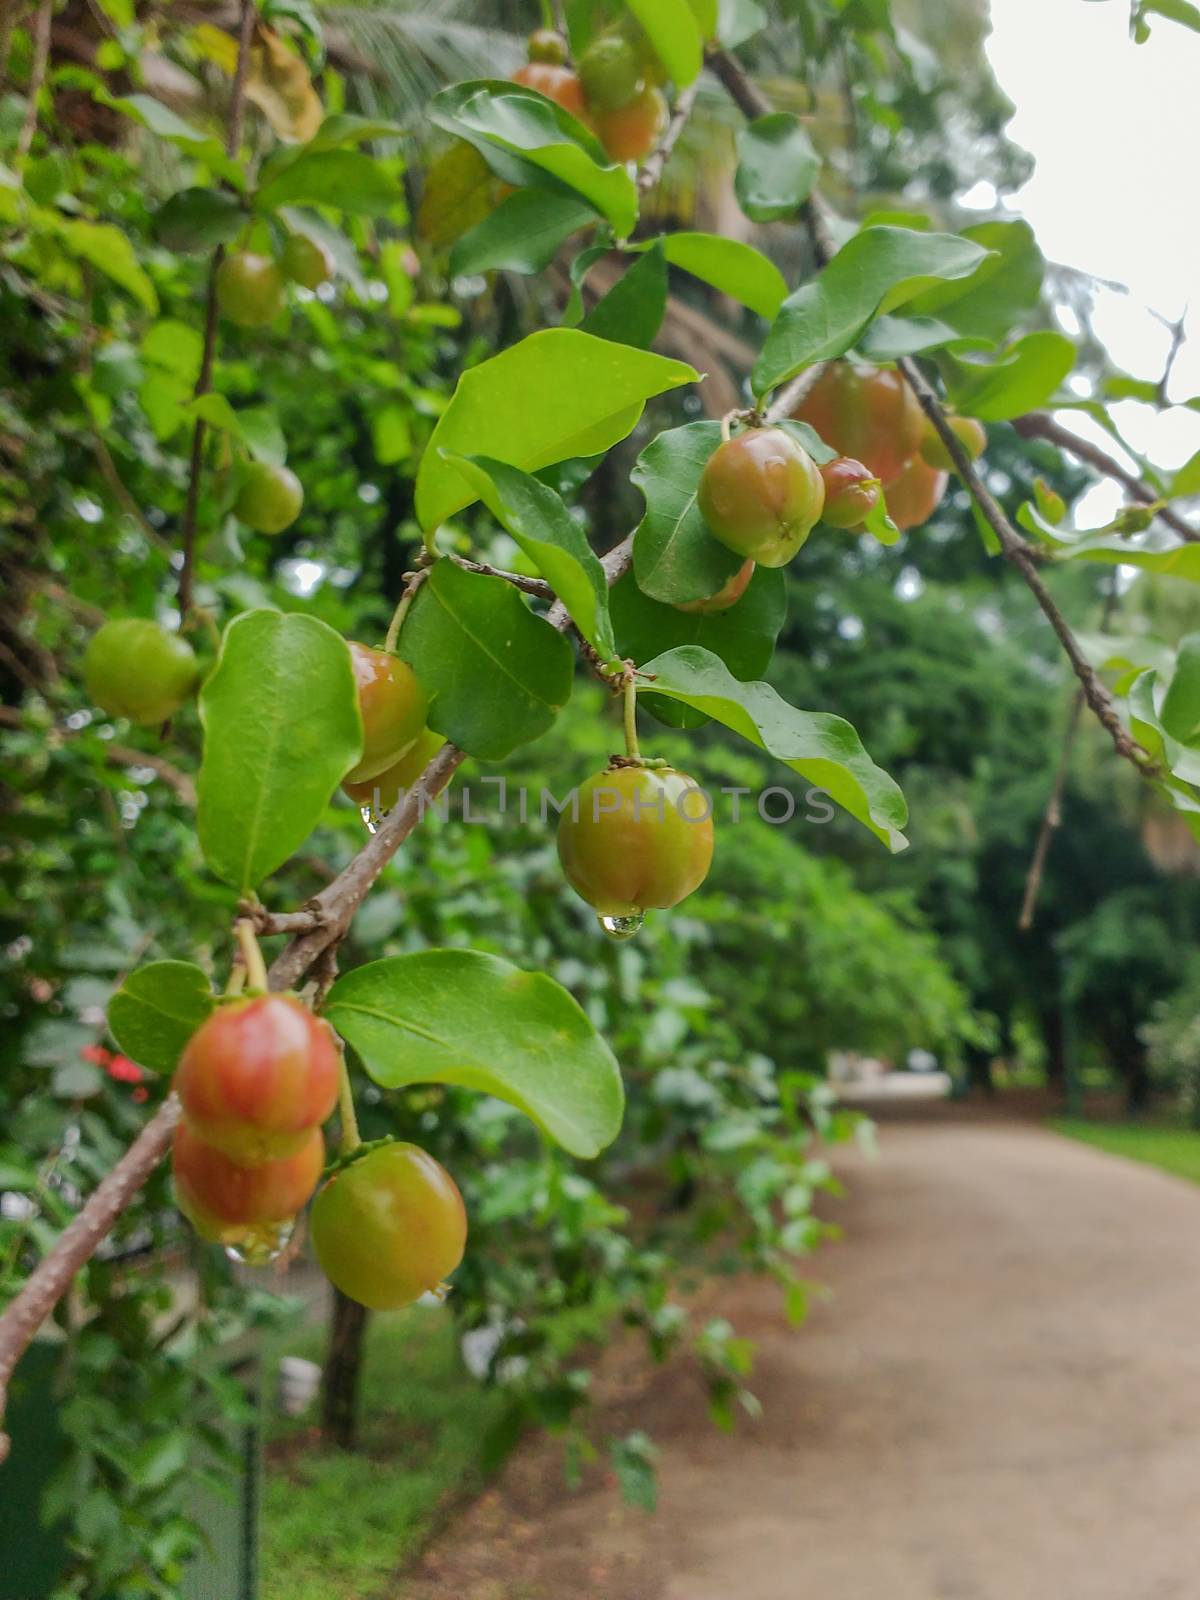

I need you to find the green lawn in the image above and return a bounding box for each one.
[261,1306,515,1600]
[1050,1119,1200,1186]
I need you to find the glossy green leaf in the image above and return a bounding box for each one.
[107,962,215,1075]
[1160,634,1200,744]
[416,329,697,531]
[753,226,990,398]
[153,188,245,253]
[905,221,1044,341]
[686,0,719,34]
[625,0,705,85]
[943,332,1076,421]
[735,114,820,223]
[430,80,638,237]
[309,113,406,149]
[442,454,617,662]
[257,149,402,216]
[397,561,574,760]
[186,394,286,465]
[198,611,363,892]
[1170,449,1200,499]
[856,315,992,362]
[635,645,909,850]
[1128,669,1200,785]
[60,222,158,313]
[323,950,624,1159]
[636,232,789,319]
[1025,506,1200,584]
[631,421,747,605]
[450,188,597,277]
[581,243,668,348]
[612,566,786,727]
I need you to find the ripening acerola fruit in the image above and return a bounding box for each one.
[215,252,286,328]
[343,642,430,784]
[175,994,339,1164]
[342,726,446,814]
[84,618,199,727]
[698,427,825,567]
[557,764,714,917]
[311,1142,468,1311]
[792,362,925,487]
[919,415,987,473]
[884,453,949,531]
[511,61,589,121]
[675,558,755,614]
[281,233,334,290]
[579,32,643,110]
[527,27,569,65]
[819,457,882,531]
[172,1122,324,1242]
[594,83,668,162]
[234,462,304,535]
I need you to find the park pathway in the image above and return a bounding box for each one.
[403,1104,1200,1600]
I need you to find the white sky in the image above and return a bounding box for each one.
[982,0,1200,519]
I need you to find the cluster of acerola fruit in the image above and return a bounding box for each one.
[513,19,670,163]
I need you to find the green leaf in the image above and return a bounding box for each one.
[450,188,597,277]
[580,243,667,348]
[186,394,286,465]
[942,332,1076,422]
[429,80,638,237]
[309,113,405,149]
[418,139,498,248]
[397,562,574,760]
[323,950,625,1158]
[372,403,412,466]
[611,565,787,727]
[1161,634,1200,744]
[624,0,705,85]
[636,232,788,319]
[856,315,992,362]
[735,113,820,223]
[686,0,719,34]
[631,421,747,605]
[416,328,697,532]
[442,454,618,661]
[635,645,909,850]
[101,93,244,187]
[1024,508,1200,584]
[1135,0,1200,36]
[59,222,158,313]
[153,188,245,253]
[905,220,1044,341]
[717,0,767,44]
[107,962,215,1075]
[753,226,990,398]
[257,149,402,216]
[198,612,363,892]
[1170,449,1200,500]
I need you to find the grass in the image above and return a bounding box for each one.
[260,1306,515,1600]
[1050,1119,1200,1186]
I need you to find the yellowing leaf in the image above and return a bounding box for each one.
[246,26,323,144]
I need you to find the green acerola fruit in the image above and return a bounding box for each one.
[342,726,447,815]
[215,252,286,328]
[527,27,569,64]
[698,428,826,567]
[579,33,643,110]
[557,764,714,918]
[344,641,430,784]
[234,462,304,535]
[280,233,334,290]
[919,414,987,473]
[84,618,199,727]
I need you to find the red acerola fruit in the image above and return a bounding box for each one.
[172,1122,325,1241]
[792,362,925,487]
[343,641,430,785]
[819,457,882,531]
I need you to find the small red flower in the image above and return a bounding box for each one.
[106,1055,144,1084]
[81,1045,111,1065]
[131,1086,149,1103]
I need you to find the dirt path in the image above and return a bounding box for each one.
[403,1105,1200,1600]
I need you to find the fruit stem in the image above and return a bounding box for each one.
[234,919,269,993]
[623,672,641,762]
[225,962,247,997]
[384,571,427,654]
[336,1045,361,1155]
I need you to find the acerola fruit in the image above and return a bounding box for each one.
[919,414,987,473]
[675,558,755,614]
[215,251,286,328]
[819,457,882,531]
[344,641,430,784]
[594,83,668,162]
[792,362,924,487]
[579,33,643,110]
[281,233,334,290]
[343,726,446,815]
[311,1142,467,1311]
[884,453,949,531]
[511,62,589,121]
[558,764,714,917]
[172,1122,324,1241]
[234,462,304,535]
[175,994,339,1164]
[527,27,568,65]
[698,427,825,567]
[84,618,199,727]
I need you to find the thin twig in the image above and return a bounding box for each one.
[1013,412,1199,543]
[635,79,698,199]
[450,555,552,600]
[15,0,51,158]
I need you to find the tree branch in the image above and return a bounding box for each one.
[1013,412,1199,544]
